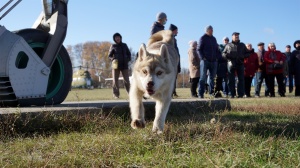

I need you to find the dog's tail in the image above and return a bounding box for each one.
[147,30,174,46]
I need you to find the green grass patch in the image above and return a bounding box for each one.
[1,88,300,167]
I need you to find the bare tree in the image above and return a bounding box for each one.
[66,45,75,66]
[73,43,84,66]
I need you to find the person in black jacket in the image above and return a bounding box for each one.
[150,12,167,35]
[108,33,131,98]
[197,25,220,98]
[290,40,300,96]
[284,45,294,93]
[169,24,181,97]
[222,32,250,98]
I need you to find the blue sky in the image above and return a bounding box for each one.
[1,0,299,68]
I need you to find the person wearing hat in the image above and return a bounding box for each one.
[196,25,220,98]
[150,12,167,35]
[188,40,200,97]
[169,24,181,97]
[215,36,229,98]
[254,42,270,97]
[222,32,250,98]
[283,45,294,93]
[108,32,132,98]
[290,40,300,96]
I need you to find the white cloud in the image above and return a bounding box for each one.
[264,28,275,34]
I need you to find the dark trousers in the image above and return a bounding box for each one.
[190,77,200,96]
[112,69,130,97]
[215,76,228,95]
[267,73,285,96]
[295,85,300,96]
[228,64,244,97]
[244,76,254,97]
[288,74,294,92]
[173,74,178,95]
[255,71,269,96]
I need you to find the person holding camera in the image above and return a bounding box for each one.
[263,42,286,97]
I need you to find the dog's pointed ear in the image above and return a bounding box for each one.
[138,44,147,62]
[160,44,169,63]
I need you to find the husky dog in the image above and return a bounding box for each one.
[129,30,179,134]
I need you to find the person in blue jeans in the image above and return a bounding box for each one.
[197,25,220,98]
[222,32,250,98]
[254,42,269,97]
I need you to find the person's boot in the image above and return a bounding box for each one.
[295,85,300,96]
[214,92,222,98]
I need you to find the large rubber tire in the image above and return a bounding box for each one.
[14,29,72,105]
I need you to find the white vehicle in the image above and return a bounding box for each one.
[0,0,71,106]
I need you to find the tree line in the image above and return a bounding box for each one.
[66,41,189,88]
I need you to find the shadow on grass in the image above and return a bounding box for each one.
[1,99,299,140]
[220,113,300,139]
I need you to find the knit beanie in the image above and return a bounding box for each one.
[169,24,178,31]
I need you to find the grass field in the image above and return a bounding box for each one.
[0,88,300,167]
[65,87,295,101]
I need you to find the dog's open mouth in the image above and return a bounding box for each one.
[146,89,155,95]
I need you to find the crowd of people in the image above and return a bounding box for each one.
[188,25,300,98]
[107,11,300,99]
[108,12,181,99]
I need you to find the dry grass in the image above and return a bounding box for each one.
[0,88,300,167]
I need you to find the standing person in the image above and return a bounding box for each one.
[254,42,269,97]
[188,40,200,97]
[284,45,294,93]
[290,40,300,96]
[169,24,181,97]
[150,12,167,35]
[244,43,258,97]
[222,32,250,98]
[197,25,220,98]
[215,36,229,98]
[264,42,286,97]
[108,33,131,99]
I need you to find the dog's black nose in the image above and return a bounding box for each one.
[147,81,154,87]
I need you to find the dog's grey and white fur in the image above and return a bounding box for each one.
[129,30,179,134]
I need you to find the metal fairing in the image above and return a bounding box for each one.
[0,26,49,101]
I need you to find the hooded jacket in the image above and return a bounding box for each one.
[108,33,131,70]
[290,40,300,85]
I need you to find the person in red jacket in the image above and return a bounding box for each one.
[244,43,258,97]
[264,42,286,97]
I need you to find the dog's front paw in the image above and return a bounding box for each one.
[152,127,163,134]
[131,119,146,129]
